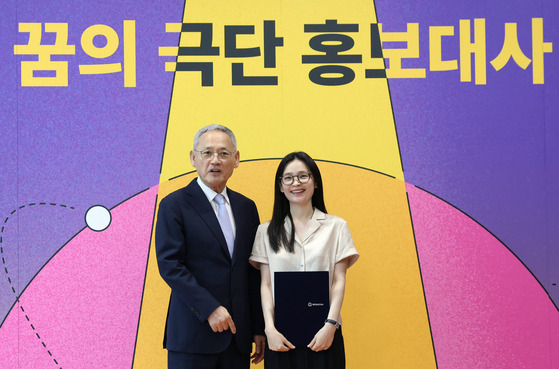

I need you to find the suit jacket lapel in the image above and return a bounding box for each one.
[185,179,231,260]
[228,189,242,262]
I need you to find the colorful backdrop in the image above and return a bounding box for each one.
[1,0,558,368]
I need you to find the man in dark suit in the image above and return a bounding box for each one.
[156,125,265,369]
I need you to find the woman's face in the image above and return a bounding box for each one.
[280,159,316,207]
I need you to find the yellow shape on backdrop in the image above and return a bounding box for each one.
[134,1,437,368]
[159,0,402,182]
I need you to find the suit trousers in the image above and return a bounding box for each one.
[168,339,250,369]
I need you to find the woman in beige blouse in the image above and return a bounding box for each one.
[250,151,359,369]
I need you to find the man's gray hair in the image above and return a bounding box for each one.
[193,124,237,150]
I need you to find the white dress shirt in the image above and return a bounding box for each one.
[196,177,236,235]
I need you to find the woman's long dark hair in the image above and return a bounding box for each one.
[267,152,327,253]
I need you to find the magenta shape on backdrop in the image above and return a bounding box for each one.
[0,186,158,369]
[407,183,559,369]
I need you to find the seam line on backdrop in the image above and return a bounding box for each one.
[1,202,75,369]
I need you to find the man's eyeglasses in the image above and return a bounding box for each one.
[194,149,235,161]
[279,173,312,186]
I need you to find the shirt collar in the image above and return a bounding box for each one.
[196,177,230,205]
[283,208,326,224]
[311,208,327,221]
[284,208,326,244]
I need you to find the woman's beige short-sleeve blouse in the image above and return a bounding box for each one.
[250,209,359,293]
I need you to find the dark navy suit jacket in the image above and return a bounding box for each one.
[155,178,263,354]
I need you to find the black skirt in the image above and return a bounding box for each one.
[264,329,345,369]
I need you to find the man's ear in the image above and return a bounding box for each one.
[234,150,240,168]
[189,150,196,167]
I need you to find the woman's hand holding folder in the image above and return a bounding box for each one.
[308,323,336,352]
[265,327,296,351]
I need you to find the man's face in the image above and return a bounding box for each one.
[190,130,240,193]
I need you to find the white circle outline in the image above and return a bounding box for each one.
[85,205,112,232]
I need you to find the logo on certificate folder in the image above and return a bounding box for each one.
[275,271,330,346]
[308,302,325,307]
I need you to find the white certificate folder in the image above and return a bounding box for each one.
[274,271,330,347]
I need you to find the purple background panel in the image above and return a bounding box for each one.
[374,0,559,304]
[1,0,183,322]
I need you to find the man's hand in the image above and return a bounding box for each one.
[207,306,236,333]
[251,335,266,364]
